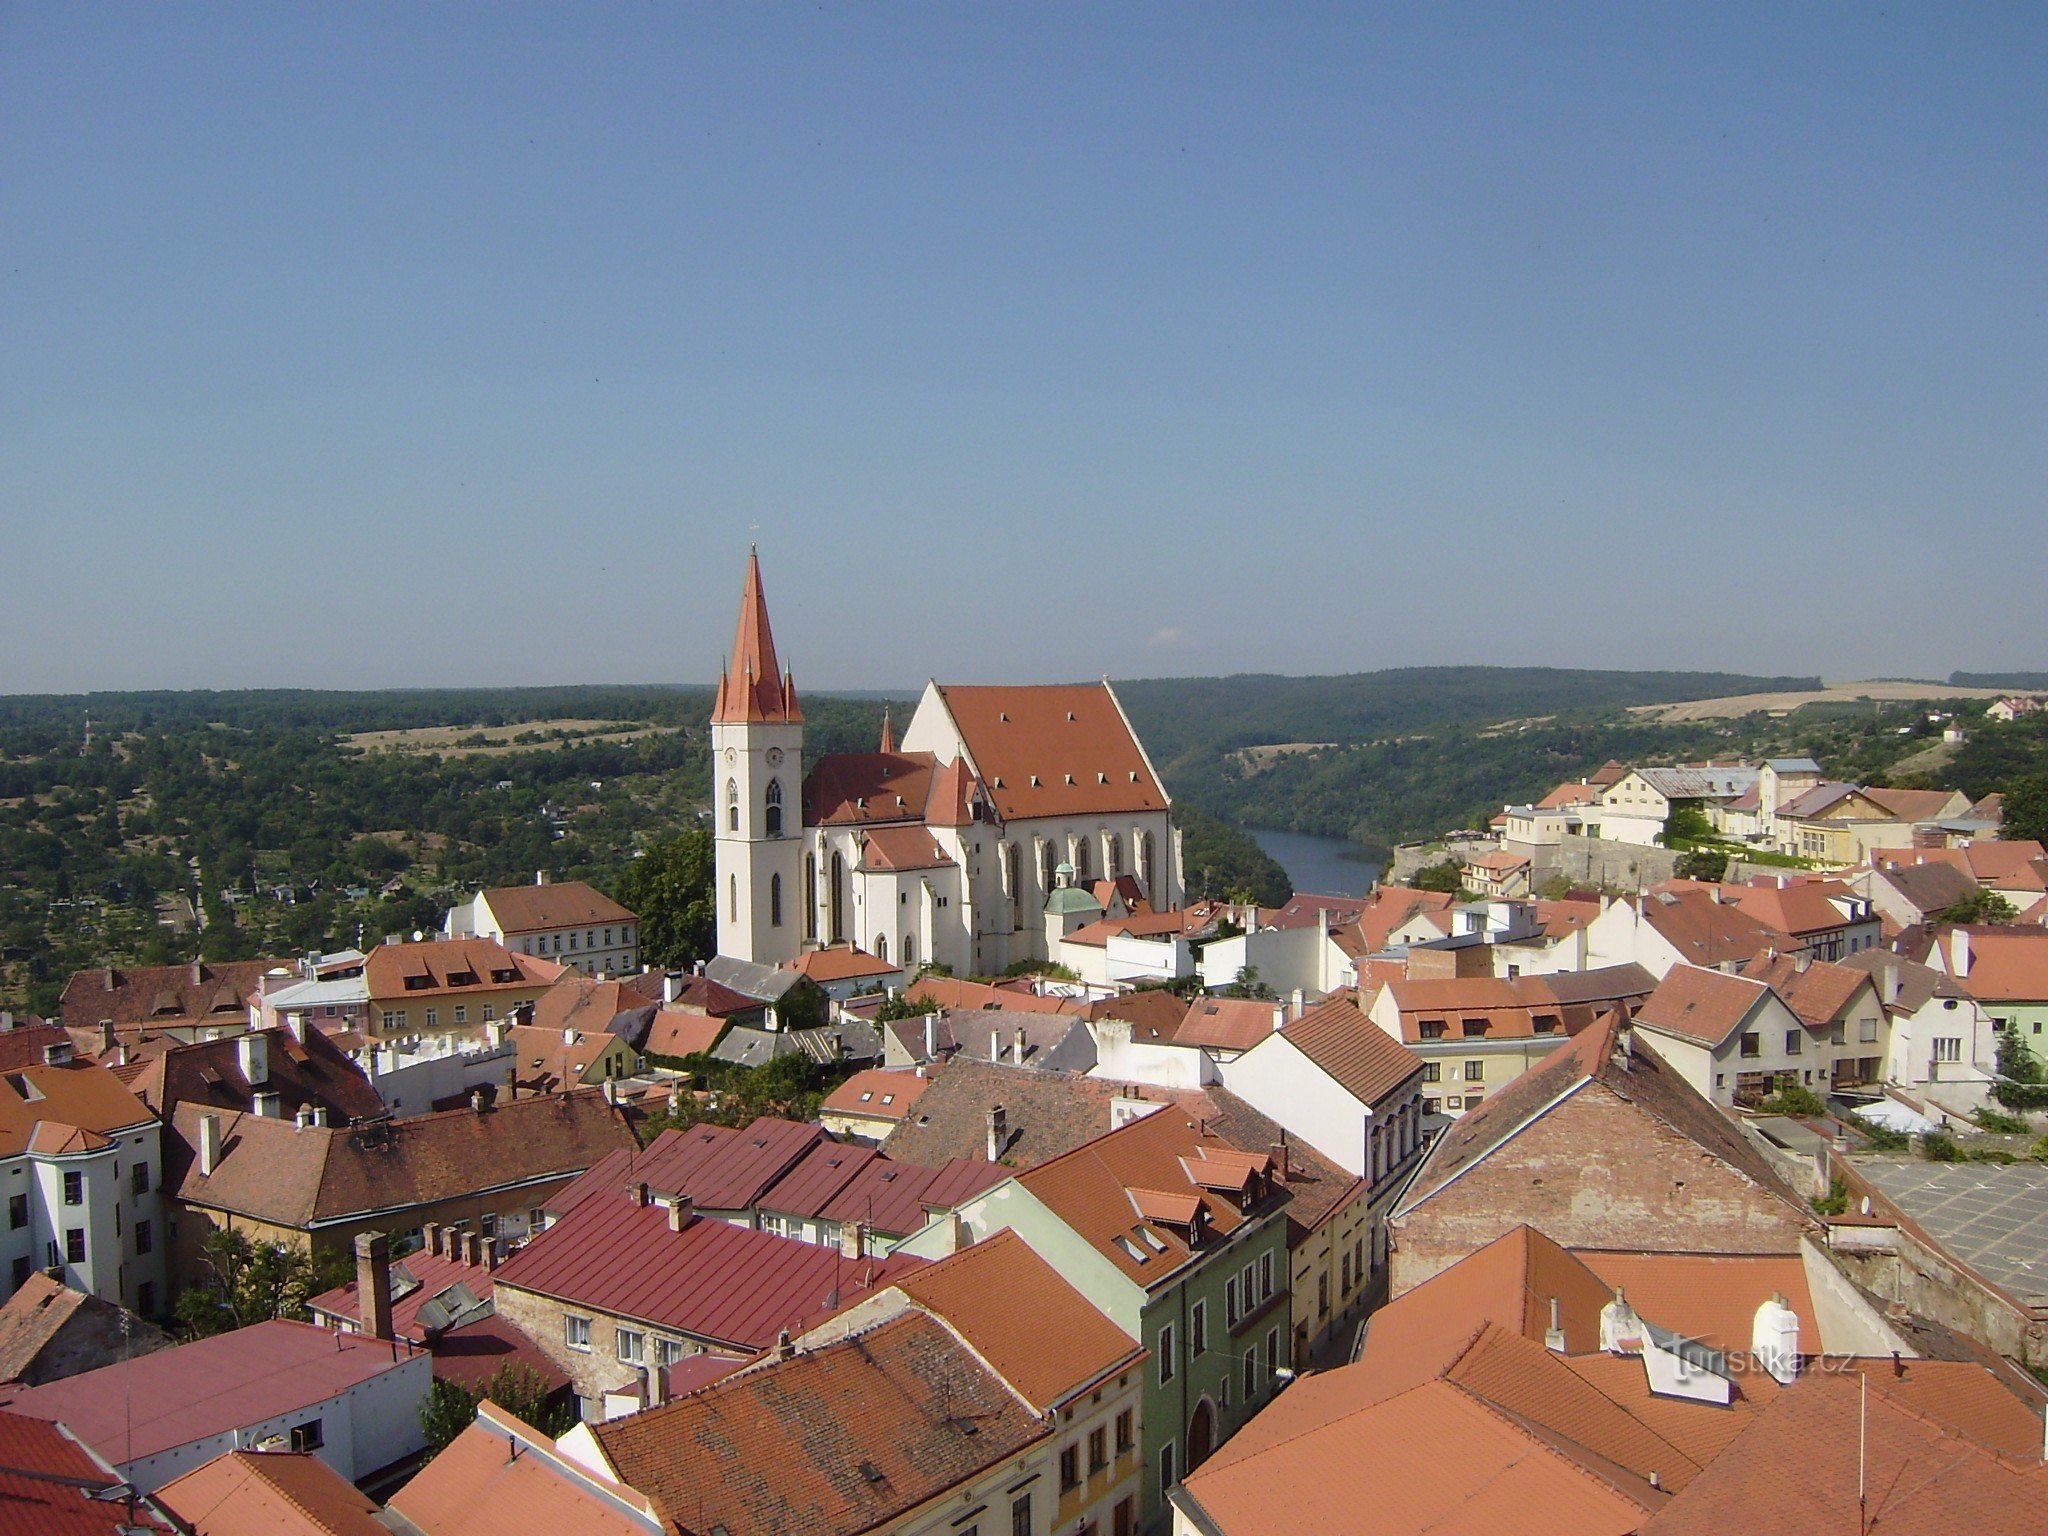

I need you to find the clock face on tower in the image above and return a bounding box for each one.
[766,748,784,766]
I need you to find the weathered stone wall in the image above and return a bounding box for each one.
[1388,1081,1810,1296]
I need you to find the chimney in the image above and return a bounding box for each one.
[924,1012,937,1061]
[252,1090,282,1119]
[423,1220,442,1258]
[627,1180,650,1208]
[238,1032,270,1087]
[644,1362,665,1409]
[663,972,684,1005]
[1013,1024,1028,1065]
[563,1027,578,1045]
[775,1329,795,1361]
[989,1029,1001,1064]
[355,1232,394,1341]
[198,1113,222,1176]
[286,1012,307,1045]
[294,1104,314,1132]
[465,1230,484,1267]
[312,1104,329,1128]
[486,1020,507,1049]
[666,1196,695,1232]
[1545,1295,1567,1353]
[1951,930,1971,977]
[96,1021,114,1057]
[986,1105,1007,1163]
[469,1087,488,1114]
[1751,1292,1800,1385]
[1881,966,1901,1007]
[1288,989,1306,1023]
[1269,1138,1289,1179]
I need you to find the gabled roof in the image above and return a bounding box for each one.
[885,1008,1096,1071]
[820,1068,934,1125]
[1634,966,1774,1048]
[786,947,901,983]
[625,1117,825,1211]
[493,1184,921,1350]
[882,1059,1204,1169]
[477,879,634,935]
[639,1008,728,1059]
[128,1024,384,1125]
[1945,928,2048,1003]
[1722,880,1864,939]
[1632,889,1785,966]
[903,975,1087,1014]
[887,1230,1146,1412]
[172,1089,636,1229]
[857,824,954,873]
[389,1402,663,1536]
[1398,1013,1808,1222]
[816,1154,1005,1237]
[802,751,938,827]
[1640,1368,2048,1535]
[591,1312,1045,1536]
[1838,949,1968,1016]
[1355,885,1459,952]
[364,938,555,1003]
[0,1409,172,1535]
[1174,996,1282,1053]
[0,1060,154,1158]
[711,549,801,724]
[58,959,278,1032]
[1862,786,1968,823]
[1736,951,1871,1028]
[1271,997,1422,1107]
[701,956,807,1004]
[0,1275,169,1388]
[934,683,1166,820]
[1870,858,1979,915]
[1083,986,1193,1040]
[0,1321,419,1467]
[154,1450,387,1536]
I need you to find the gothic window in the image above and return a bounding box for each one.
[830,852,847,943]
[770,873,783,927]
[1039,841,1056,894]
[1105,834,1123,880]
[875,933,889,964]
[1138,831,1156,896]
[728,874,737,921]
[804,854,818,941]
[765,779,784,837]
[1003,843,1022,932]
[903,934,917,969]
[1073,837,1092,886]
[726,778,739,834]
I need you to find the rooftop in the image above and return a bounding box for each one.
[934,682,1164,821]
[58,959,277,1032]
[389,1403,662,1536]
[475,879,634,935]
[1854,1159,2048,1309]
[0,1409,170,1536]
[1634,965,1774,1048]
[153,1450,387,1536]
[1269,996,1422,1106]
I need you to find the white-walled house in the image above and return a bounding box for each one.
[1629,965,1815,1108]
[447,877,639,978]
[1840,950,1996,1102]
[1219,999,1426,1185]
[1581,890,1783,979]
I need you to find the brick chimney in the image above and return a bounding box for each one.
[355,1232,394,1341]
[422,1220,442,1258]
[1951,930,1971,977]
[198,1113,222,1176]
[667,1196,696,1232]
[986,1105,1007,1163]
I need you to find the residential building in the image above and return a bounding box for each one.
[784,944,905,1000]
[1855,856,1979,935]
[1388,1013,1815,1293]
[1738,950,1887,1089]
[562,1311,1054,1536]
[446,875,639,976]
[1839,948,1995,1097]
[153,1449,389,1536]
[882,1006,1098,1072]
[1872,839,2048,912]
[0,1319,431,1493]
[0,1272,171,1385]
[1986,695,2043,722]
[711,551,1182,974]
[1772,783,1973,864]
[248,953,374,1041]
[794,1230,1150,1536]
[1360,966,1655,1117]
[362,937,560,1040]
[390,1401,665,1536]
[168,1086,636,1273]
[1580,887,1784,977]
[882,1058,1206,1169]
[819,1066,938,1142]
[506,1023,641,1096]
[118,1021,385,1128]
[895,1106,1293,1526]
[1717,877,1882,961]
[1929,926,2048,1041]
[0,1408,174,1535]
[0,1040,165,1315]
[490,1175,924,1416]
[60,960,283,1049]
[1630,964,1815,1107]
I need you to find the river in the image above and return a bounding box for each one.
[1244,826,1383,899]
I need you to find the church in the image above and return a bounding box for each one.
[711,552,1184,975]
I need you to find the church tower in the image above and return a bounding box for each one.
[710,550,804,965]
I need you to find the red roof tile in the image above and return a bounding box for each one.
[154,1450,386,1536]
[477,880,634,935]
[710,551,801,724]
[936,683,1165,821]
[0,1409,170,1535]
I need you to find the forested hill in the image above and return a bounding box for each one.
[1112,667,1817,766]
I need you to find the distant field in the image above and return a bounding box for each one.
[346,719,668,756]
[1629,681,2030,722]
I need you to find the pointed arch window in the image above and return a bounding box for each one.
[770,873,783,927]
[728,873,737,921]
[875,933,889,964]
[765,779,784,838]
[902,934,916,969]
[726,778,740,834]
[1106,834,1123,881]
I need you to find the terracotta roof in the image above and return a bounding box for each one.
[1354,886,1459,952]
[477,880,634,935]
[528,977,649,1037]
[1862,786,1967,823]
[935,683,1166,820]
[1082,986,1192,1040]
[1273,997,1422,1106]
[856,824,954,873]
[172,1089,636,1229]
[1736,951,1872,1028]
[885,1008,1096,1072]
[1838,949,1967,1015]
[820,1068,933,1125]
[816,1154,1005,1237]
[802,750,938,827]
[1189,1087,1366,1241]
[0,1321,420,1468]
[1633,890,1786,966]
[389,1403,661,1536]
[0,1024,75,1071]
[494,1184,921,1350]
[592,1312,1045,1536]
[710,550,801,724]
[1375,971,1638,1044]
[0,1408,171,1535]
[902,975,1086,1014]
[884,1230,1145,1411]
[1268,893,1371,930]
[1175,996,1282,1052]
[507,1023,626,1094]
[364,938,556,1005]
[58,959,277,1032]
[127,1025,384,1124]
[154,1450,386,1536]
[1576,1252,1817,1355]
[1467,849,1529,874]
[1399,1012,1809,1223]
[1178,1370,1658,1536]
[0,1276,89,1385]
[1871,859,1979,915]
[640,1008,729,1059]
[1015,1107,1272,1291]
[627,1117,825,1210]
[1640,1367,2048,1535]
[0,1060,153,1159]
[1538,780,1602,809]
[1722,881,1864,939]
[923,754,979,827]
[1946,928,2048,1002]
[1634,965,1774,1047]
[785,947,900,983]
[0,1277,167,1389]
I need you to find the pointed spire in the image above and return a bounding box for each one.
[712,550,802,723]
[879,708,896,755]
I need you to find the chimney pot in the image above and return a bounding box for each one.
[423,1220,442,1258]
[355,1232,394,1342]
[198,1113,222,1176]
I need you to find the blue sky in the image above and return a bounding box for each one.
[3,5,2043,692]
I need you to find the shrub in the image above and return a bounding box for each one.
[1921,1131,1963,1162]
[1975,1106,2031,1134]
[1812,1174,1849,1217]
[1758,1083,1828,1118]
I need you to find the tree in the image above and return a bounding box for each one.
[2005,772,2048,846]
[174,1229,346,1338]
[420,1363,576,1457]
[1410,858,1466,895]
[613,828,716,971]
[1675,848,1730,882]
[1993,1029,2048,1112]
[1934,890,2017,925]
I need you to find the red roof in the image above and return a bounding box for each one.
[786,948,900,983]
[711,550,801,724]
[629,1117,824,1211]
[819,1068,934,1124]
[0,1321,421,1467]
[491,1187,922,1350]
[154,1450,386,1536]
[935,683,1165,821]
[0,1409,169,1535]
